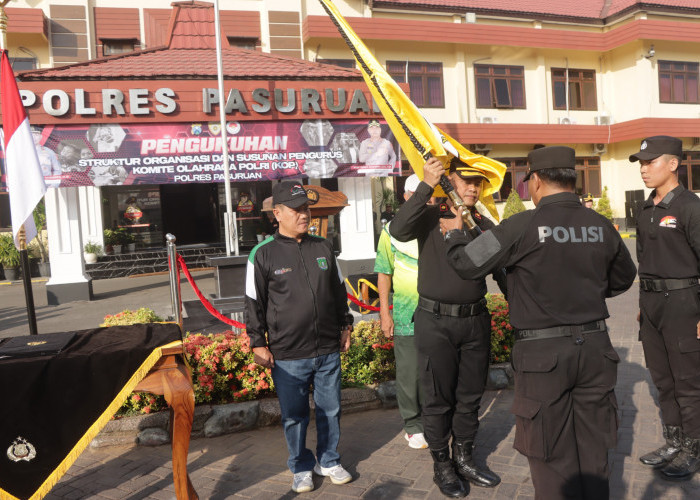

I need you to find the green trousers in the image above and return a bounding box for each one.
[394,335,424,434]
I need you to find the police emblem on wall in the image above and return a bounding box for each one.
[7,437,37,462]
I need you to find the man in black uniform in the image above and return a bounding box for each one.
[390,157,506,498]
[441,146,636,500]
[631,136,700,480]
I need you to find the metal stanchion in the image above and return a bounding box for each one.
[166,233,182,327]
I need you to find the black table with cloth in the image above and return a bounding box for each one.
[0,323,183,500]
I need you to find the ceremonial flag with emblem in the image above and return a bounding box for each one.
[317,0,506,218]
[1,50,46,248]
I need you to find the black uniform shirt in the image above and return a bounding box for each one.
[636,184,700,279]
[444,192,637,329]
[389,181,506,304]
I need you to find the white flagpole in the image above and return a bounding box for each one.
[213,0,237,256]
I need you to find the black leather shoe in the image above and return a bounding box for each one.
[430,448,468,498]
[452,440,501,488]
[640,425,682,467]
[661,435,700,480]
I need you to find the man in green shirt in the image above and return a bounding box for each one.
[375,174,435,449]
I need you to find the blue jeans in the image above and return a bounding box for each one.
[271,351,342,473]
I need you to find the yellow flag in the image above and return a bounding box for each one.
[318,0,507,219]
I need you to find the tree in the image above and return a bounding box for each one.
[32,198,49,263]
[502,190,527,219]
[595,186,614,221]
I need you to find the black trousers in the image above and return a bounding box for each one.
[413,307,490,450]
[511,330,619,500]
[640,286,700,438]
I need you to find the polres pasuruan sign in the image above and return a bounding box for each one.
[8,81,385,124]
[0,119,401,191]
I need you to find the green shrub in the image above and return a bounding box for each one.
[595,186,614,221]
[487,293,514,364]
[340,320,395,386]
[103,229,119,246]
[0,233,20,269]
[502,190,527,219]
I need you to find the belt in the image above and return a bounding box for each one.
[515,320,607,342]
[417,297,488,318]
[639,278,698,292]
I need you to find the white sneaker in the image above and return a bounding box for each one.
[313,463,352,484]
[405,432,429,449]
[292,471,314,493]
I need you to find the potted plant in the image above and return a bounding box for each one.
[32,199,51,277]
[84,242,103,264]
[121,230,136,252]
[103,229,119,255]
[0,233,21,281]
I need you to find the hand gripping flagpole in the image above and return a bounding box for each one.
[0,0,38,335]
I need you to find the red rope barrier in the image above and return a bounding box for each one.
[346,292,382,312]
[175,254,387,327]
[176,254,246,328]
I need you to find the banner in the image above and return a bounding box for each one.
[0,119,401,191]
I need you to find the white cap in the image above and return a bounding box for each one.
[404,174,420,193]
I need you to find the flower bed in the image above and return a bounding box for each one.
[109,301,513,417]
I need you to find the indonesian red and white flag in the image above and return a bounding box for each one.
[1,50,46,248]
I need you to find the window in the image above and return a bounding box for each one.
[494,156,601,202]
[475,64,525,109]
[659,61,699,104]
[9,57,36,71]
[227,37,258,50]
[387,61,444,108]
[575,158,601,197]
[494,158,529,201]
[102,39,136,56]
[318,59,355,69]
[552,68,597,110]
[677,151,700,191]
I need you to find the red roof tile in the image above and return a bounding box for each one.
[373,0,700,20]
[18,47,362,81]
[18,1,362,82]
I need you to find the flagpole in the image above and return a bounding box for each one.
[1,0,39,335]
[213,0,237,256]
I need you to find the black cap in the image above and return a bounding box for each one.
[272,181,309,209]
[368,119,381,127]
[583,193,594,202]
[524,146,575,181]
[629,135,682,162]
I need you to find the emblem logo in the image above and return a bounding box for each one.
[208,123,221,136]
[641,141,648,150]
[7,437,36,463]
[317,257,328,270]
[306,189,320,205]
[659,216,677,228]
[191,123,202,135]
[226,122,241,134]
[290,184,306,197]
[274,267,292,275]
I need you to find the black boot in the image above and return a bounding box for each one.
[639,425,682,467]
[661,434,700,480]
[430,448,468,498]
[452,440,501,488]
